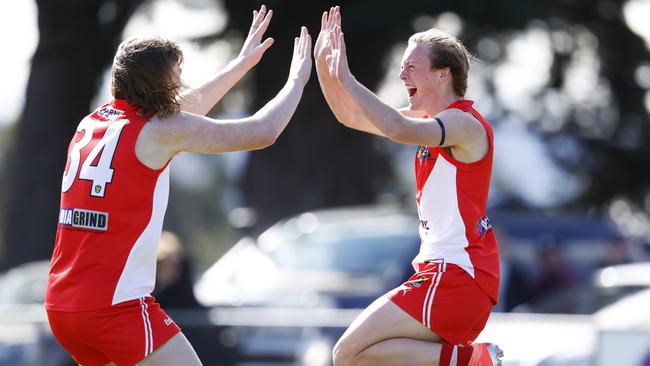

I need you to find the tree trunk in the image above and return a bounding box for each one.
[1,0,140,270]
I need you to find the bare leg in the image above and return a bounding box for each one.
[136,333,202,366]
[333,296,443,366]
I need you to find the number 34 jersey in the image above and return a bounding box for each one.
[46,100,170,311]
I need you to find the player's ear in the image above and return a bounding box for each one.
[439,68,450,84]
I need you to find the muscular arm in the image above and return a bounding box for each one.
[313,7,385,136]
[137,27,312,169]
[315,56,385,136]
[178,6,275,116]
[327,26,487,157]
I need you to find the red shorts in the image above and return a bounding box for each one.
[387,261,493,346]
[47,296,181,366]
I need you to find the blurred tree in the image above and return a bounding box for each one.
[226,0,650,232]
[222,0,401,230]
[538,1,650,210]
[3,0,649,268]
[0,0,141,270]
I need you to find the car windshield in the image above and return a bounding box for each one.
[259,215,418,276]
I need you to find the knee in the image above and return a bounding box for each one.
[332,339,356,366]
[333,341,378,366]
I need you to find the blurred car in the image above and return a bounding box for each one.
[508,253,649,315]
[193,205,629,365]
[478,261,650,366]
[194,205,421,365]
[0,260,73,366]
[0,260,50,309]
[195,205,421,309]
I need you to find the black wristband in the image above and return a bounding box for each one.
[434,117,445,146]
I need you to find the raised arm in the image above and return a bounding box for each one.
[313,7,386,136]
[137,27,312,169]
[178,5,275,115]
[327,26,486,154]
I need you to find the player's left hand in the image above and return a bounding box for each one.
[314,6,340,62]
[238,5,275,69]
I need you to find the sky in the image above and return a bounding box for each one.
[0,0,37,125]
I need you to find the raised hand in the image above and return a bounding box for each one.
[326,26,351,84]
[289,26,313,86]
[238,5,275,69]
[314,6,340,62]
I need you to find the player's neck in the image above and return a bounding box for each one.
[425,93,462,117]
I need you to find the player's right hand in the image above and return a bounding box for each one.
[289,26,312,86]
[326,25,351,85]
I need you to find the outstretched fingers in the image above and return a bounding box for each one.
[328,6,340,31]
[337,27,346,55]
[249,5,273,42]
[326,25,349,82]
[321,10,329,31]
[333,6,341,28]
[250,5,265,34]
[303,27,312,57]
[289,26,312,85]
[295,27,311,57]
[241,5,274,60]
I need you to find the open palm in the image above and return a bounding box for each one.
[314,6,340,61]
[326,26,351,84]
[289,26,313,86]
[238,5,275,69]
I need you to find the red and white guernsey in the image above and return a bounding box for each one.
[413,99,500,302]
[46,100,170,311]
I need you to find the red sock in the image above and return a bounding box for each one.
[439,343,472,366]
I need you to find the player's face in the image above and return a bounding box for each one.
[399,43,444,111]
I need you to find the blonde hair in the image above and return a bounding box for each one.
[408,29,471,97]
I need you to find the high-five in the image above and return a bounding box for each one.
[316,6,502,366]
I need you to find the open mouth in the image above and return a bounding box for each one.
[407,87,417,98]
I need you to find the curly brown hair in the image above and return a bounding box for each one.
[111,37,184,118]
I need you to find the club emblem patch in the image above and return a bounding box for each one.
[477,216,492,236]
[408,275,428,288]
[416,145,430,161]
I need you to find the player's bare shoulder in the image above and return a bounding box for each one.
[136,112,192,169]
[437,107,488,162]
[439,107,487,145]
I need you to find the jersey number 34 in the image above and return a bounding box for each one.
[61,118,127,198]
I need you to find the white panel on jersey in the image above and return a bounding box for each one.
[414,155,475,277]
[112,166,170,305]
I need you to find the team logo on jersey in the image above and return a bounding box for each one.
[407,275,429,288]
[97,106,123,119]
[59,208,109,231]
[416,145,430,161]
[477,216,492,236]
